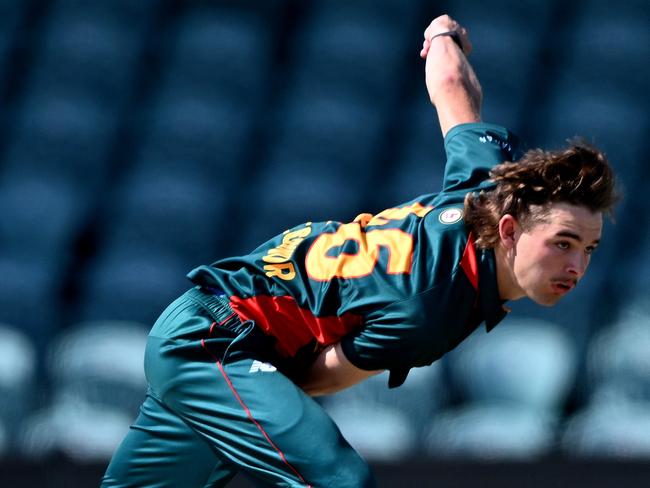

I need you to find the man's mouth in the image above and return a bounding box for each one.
[551,280,576,295]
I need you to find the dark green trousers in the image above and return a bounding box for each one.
[101,287,375,487]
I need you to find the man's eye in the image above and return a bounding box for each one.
[556,241,570,250]
[585,246,596,255]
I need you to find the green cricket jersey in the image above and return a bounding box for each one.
[188,123,520,387]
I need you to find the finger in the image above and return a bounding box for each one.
[420,38,430,58]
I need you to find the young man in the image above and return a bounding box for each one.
[102,14,617,488]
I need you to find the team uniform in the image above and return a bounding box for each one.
[102,122,520,487]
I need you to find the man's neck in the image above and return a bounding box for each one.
[493,245,525,301]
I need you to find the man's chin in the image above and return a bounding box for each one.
[529,293,563,307]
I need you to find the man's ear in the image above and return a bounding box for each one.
[498,214,519,249]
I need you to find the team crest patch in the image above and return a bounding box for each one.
[438,208,464,224]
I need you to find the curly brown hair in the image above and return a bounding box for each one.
[464,140,618,249]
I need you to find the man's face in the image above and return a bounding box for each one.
[511,203,603,306]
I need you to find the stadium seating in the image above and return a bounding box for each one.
[0,170,86,262]
[0,0,648,465]
[160,6,276,106]
[18,320,149,461]
[0,324,37,451]
[27,9,142,102]
[76,244,190,325]
[447,0,555,130]
[425,318,577,459]
[19,397,135,461]
[289,6,411,107]
[562,301,650,458]
[383,95,447,206]
[0,253,63,354]
[323,363,446,460]
[136,90,255,180]
[0,2,25,99]
[103,163,228,261]
[3,91,117,191]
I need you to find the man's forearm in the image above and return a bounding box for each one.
[298,343,381,397]
[421,16,482,137]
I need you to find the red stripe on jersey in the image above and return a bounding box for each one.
[460,233,479,290]
[229,295,363,357]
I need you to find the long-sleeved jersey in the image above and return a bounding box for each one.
[188,123,520,387]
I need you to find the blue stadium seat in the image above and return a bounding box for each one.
[564,0,650,93]
[19,395,135,462]
[562,401,650,459]
[310,0,417,24]
[425,404,557,459]
[27,8,143,102]
[562,301,650,458]
[0,421,7,458]
[19,319,148,461]
[0,1,25,96]
[161,7,275,105]
[3,91,116,191]
[622,246,650,300]
[537,82,643,173]
[48,320,148,413]
[447,0,555,128]
[236,89,385,248]
[238,156,367,252]
[0,253,63,353]
[0,324,37,447]
[585,304,650,404]
[269,90,384,173]
[323,363,446,460]
[137,91,254,176]
[424,319,576,459]
[385,97,446,205]
[48,0,159,34]
[446,319,576,410]
[77,244,190,325]
[325,404,416,461]
[104,164,228,261]
[0,171,88,262]
[290,8,409,105]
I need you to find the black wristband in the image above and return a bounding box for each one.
[431,31,464,52]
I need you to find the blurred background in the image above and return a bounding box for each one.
[0,0,648,486]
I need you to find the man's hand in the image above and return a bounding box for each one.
[420,15,482,137]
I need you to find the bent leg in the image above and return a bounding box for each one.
[156,346,376,488]
[101,393,236,488]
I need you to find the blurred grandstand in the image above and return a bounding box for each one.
[0,0,648,486]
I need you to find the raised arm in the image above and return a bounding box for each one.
[420,15,482,137]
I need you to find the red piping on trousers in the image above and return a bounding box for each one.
[201,337,312,488]
[218,312,237,325]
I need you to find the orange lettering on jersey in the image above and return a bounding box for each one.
[354,202,433,227]
[264,262,296,281]
[262,224,312,281]
[305,223,414,281]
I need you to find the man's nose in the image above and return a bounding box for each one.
[566,253,588,278]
